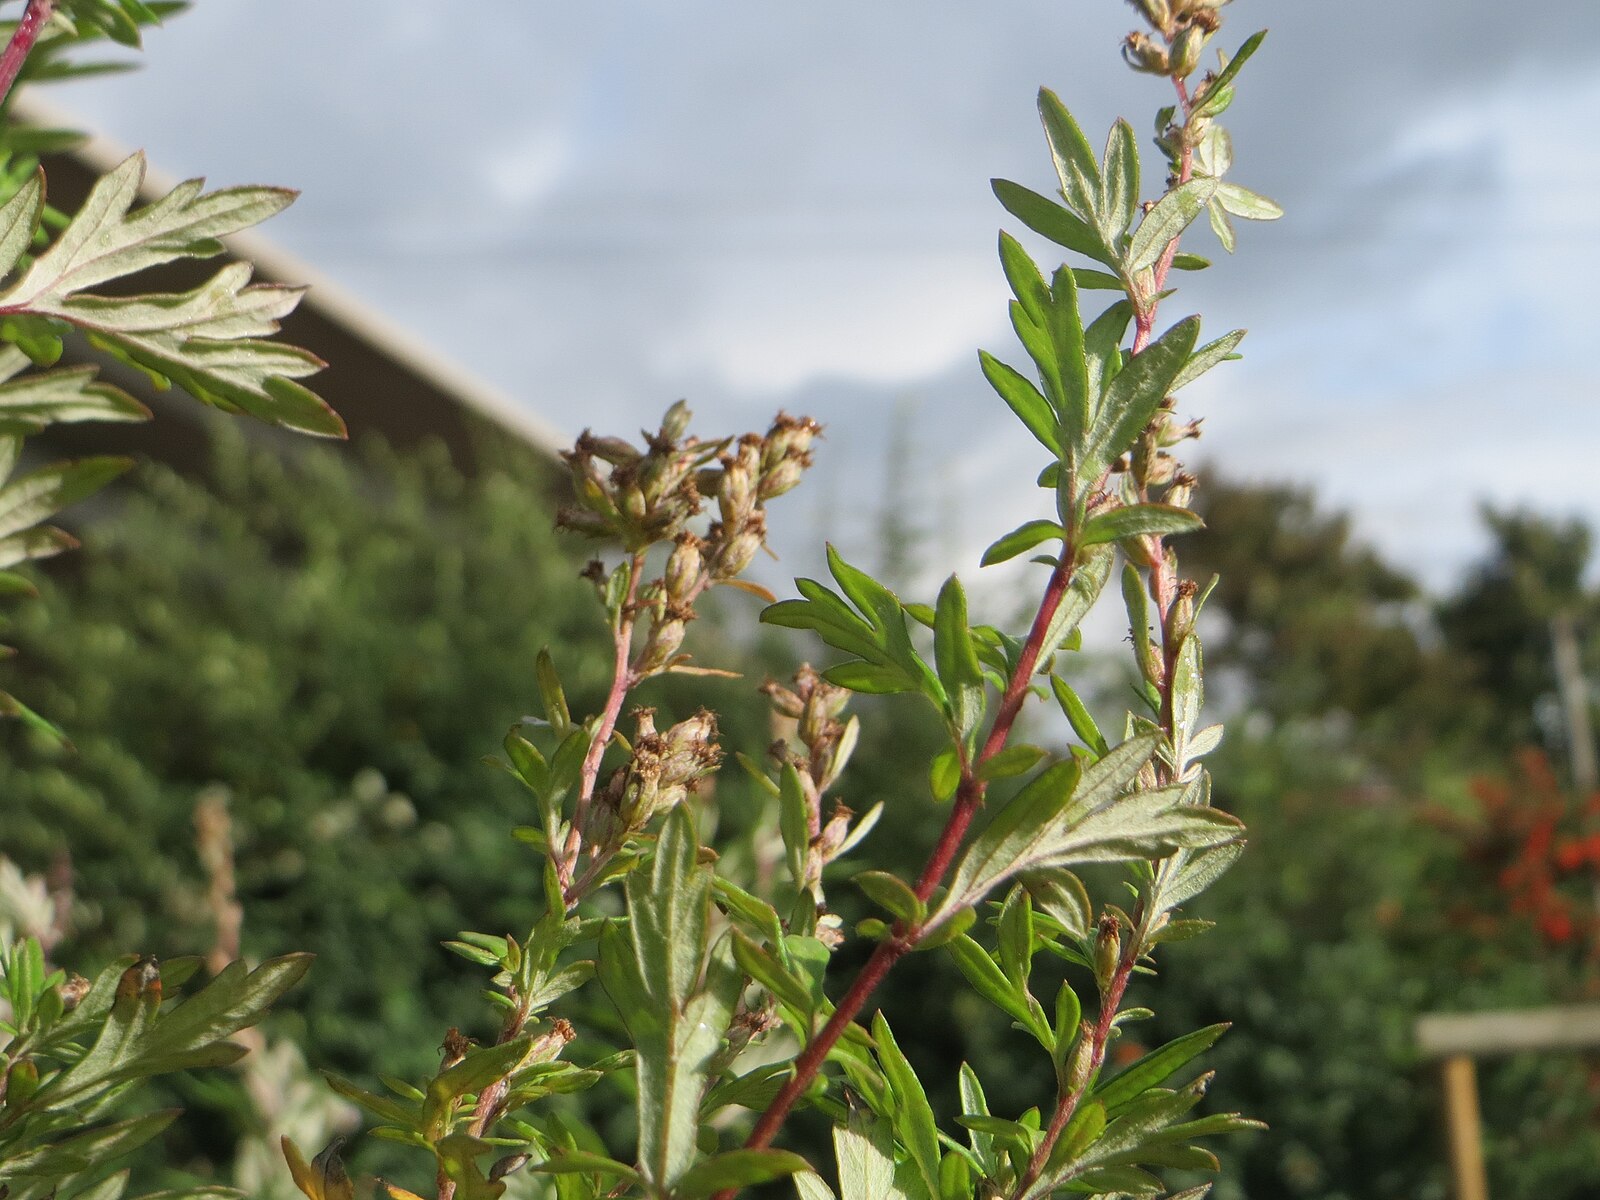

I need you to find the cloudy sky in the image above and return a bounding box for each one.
[36,0,1600,595]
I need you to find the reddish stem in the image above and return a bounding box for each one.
[561,552,645,899]
[1010,71,1202,1195]
[1132,76,1196,355]
[1012,942,1138,1198]
[0,0,52,107]
[713,558,1080,1199]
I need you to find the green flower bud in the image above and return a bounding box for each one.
[5,1059,39,1106]
[758,457,805,500]
[1169,23,1207,77]
[639,618,686,672]
[1094,914,1122,992]
[555,506,613,537]
[665,533,704,602]
[715,527,764,578]
[660,399,692,444]
[585,435,641,467]
[760,678,806,719]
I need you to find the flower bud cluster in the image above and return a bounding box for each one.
[556,401,715,550]
[1123,0,1228,77]
[763,666,864,941]
[559,405,820,679]
[586,708,722,849]
[1120,393,1204,512]
[762,663,851,792]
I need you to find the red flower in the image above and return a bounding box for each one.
[1540,907,1576,945]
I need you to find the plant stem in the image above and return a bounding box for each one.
[716,557,1080,1194]
[1011,933,1139,1199]
[0,0,52,107]
[560,551,645,900]
[1132,76,1195,354]
[1010,71,1201,1195]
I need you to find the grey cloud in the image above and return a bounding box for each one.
[39,0,1600,586]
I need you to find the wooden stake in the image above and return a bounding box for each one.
[1441,1054,1489,1200]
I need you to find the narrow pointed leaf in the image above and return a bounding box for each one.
[1126,178,1219,274]
[992,179,1118,268]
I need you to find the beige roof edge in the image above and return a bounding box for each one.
[12,91,569,459]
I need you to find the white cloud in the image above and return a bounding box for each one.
[655,251,1006,394]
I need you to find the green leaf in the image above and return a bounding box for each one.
[992,179,1117,269]
[1082,317,1201,483]
[1046,265,1091,447]
[853,870,924,925]
[938,759,1082,921]
[674,1150,811,1198]
[1126,178,1219,274]
[1197,30,1268,115]
[1093,1024,1229,1114]
[833,1108,910,1200]
[0,455,133,540]
[1171,634,1205,764]
[997,884,1035,985]
[524,1149,640,1183]
[425,1040,535,1133]
[982,519,1064,567]
[1051,786,1243,866]
[1037,88,1101,220]
[0,351,149,431]
[1,1110,178,1185]
[999,231,1051,324]
[1082,301,1132,406]
[822,660,915,696]
[730,931,813,1020]
[793,1172,839,1200]
[928,746,962,802]
[871,1013,943,1200]
[933,575,985,740]
[945,935,1049,1044]
[324,1074,420,1129]
[976,744,1046,782]
[609,805,730,1191]
[1024,869,1094,944]
[1208,197,1238,254]
[1034,544,1114,667]
[1079,503,1204,548]
[779,761,811,888]
[1215,182,1284,221]
[0,525,77,570]
[1099,119,1140,243]
[979,350,1059,455]
[0,155,342,437]
[0,172,44,279]
[1074,1165,1165,1194]
[1072,268,1125,290]
[1051,982,1082,1083]
[1171,328,1245,391]
[1154,840,1244,914]
[40,954,311,1109]
[534,647,571,733]
[958,1063,1000,1176]
[1050,678,1108,757]
[712,877,784,945]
